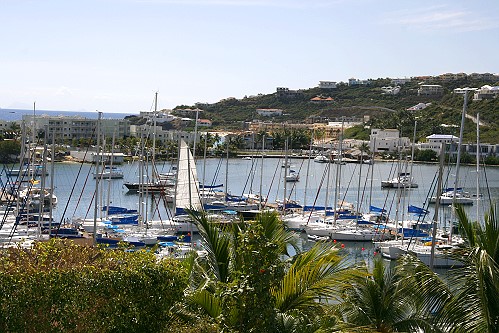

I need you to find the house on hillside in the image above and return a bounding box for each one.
[310,96,334,104]
[369,129,410,153]
[276,87,303,98]
[418,84,443,96]
[197,119,212,127]
[381,86,400,95]
[473,85,499,101]
[318,81,337,89]
[348,78,369,86]
[407,102,431,111]
[256,108,283,117]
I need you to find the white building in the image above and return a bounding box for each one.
[348,78,369,86]
[381,86,400,95]
[473,85,499,101]
[197,119,212,127]
[407,102,431,111]
[318,81,337,89]
[453,87,478,94]
[418,84,444,96]
[391,78,412,85]
[369,129,410,153]
[416,134,459,155]
[256,108,283,117]
[139,110,177,123]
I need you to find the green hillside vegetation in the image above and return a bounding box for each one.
[170,77,499,144]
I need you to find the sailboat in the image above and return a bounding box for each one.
[159,139,203,233]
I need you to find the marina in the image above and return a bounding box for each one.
[1,154,497,265]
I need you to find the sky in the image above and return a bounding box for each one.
[1,0,498,114]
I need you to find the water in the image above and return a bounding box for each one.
[2,157,498,266]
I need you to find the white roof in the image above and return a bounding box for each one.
[426,134,458,140]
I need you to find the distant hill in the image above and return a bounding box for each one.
[169,77,499,144]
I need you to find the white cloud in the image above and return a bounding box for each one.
[132,0,343,8]
[383,5,499,32]
[55,86,74,97]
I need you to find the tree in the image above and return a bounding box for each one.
[340,257,432,332]
[177,211,360,332]
[398,204,499,333]
[0,139,21,163]
[414,149,438,162]
[0,239,188,332]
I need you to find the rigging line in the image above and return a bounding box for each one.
[339,163,358,212]
[238,156,257,198]
[286,158,305,204]
[57,125,98,226]
[306,158,330,224]
[263,157,282,208]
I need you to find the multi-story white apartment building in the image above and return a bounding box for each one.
[22,114,130,142]
[369,129,410,153]
[418,84,444,96]
[256,108,283,117]
[139,110,177,123]
[318,81,337,89]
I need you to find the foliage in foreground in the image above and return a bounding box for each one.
[0,239,188,333]
[176,210,363,333]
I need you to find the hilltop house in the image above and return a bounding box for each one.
[418,84,444,96]
[369,129,410,153]
[256,108,283,117]
[310,96,334,104]
[318,81,337,89]
[473,85,499,101]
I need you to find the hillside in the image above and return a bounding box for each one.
[170,77,499,144]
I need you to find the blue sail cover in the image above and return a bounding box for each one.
[303,205,333,211]
[408,205,429,214]
[199,183,224,189]
[225,194,247,202]
[369,205,386,213]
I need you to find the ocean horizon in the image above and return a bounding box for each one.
[0,108,139,121]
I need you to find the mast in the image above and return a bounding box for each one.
[430,143,446,269]
[452,90,468,204]
[476,113,480,220]
[38,125,48,239]
[49,128,55,237]
[333,117,344,224]
[201,133,208,206]
[283,138,288,212]
[92,111,102,246]
[302,132,313,216]
[225,138,229,201]
[259,135,265,210]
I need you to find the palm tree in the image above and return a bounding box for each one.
[176,210,359,332]
[339,257,433,332]
[397,204,499,333]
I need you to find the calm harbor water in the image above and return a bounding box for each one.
[2,157,498,266]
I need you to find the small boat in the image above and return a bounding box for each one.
[429,188,473,205]
[5,164,48,177]
[93,166,124,179]
[381,172,418,188]
[241,156,252,160]
[307,234,330,242]
[285,170,300,182]
[313,155,329,163]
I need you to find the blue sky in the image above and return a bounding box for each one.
[1,0,498,114]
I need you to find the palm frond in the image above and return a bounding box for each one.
[274,242,357,316]
[187,209,233,283]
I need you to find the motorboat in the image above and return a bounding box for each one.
[93,166,124,179]
[285,170,299,182]
[313,155,329,163]
[381,173,418,188]
[429,188,473,205]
